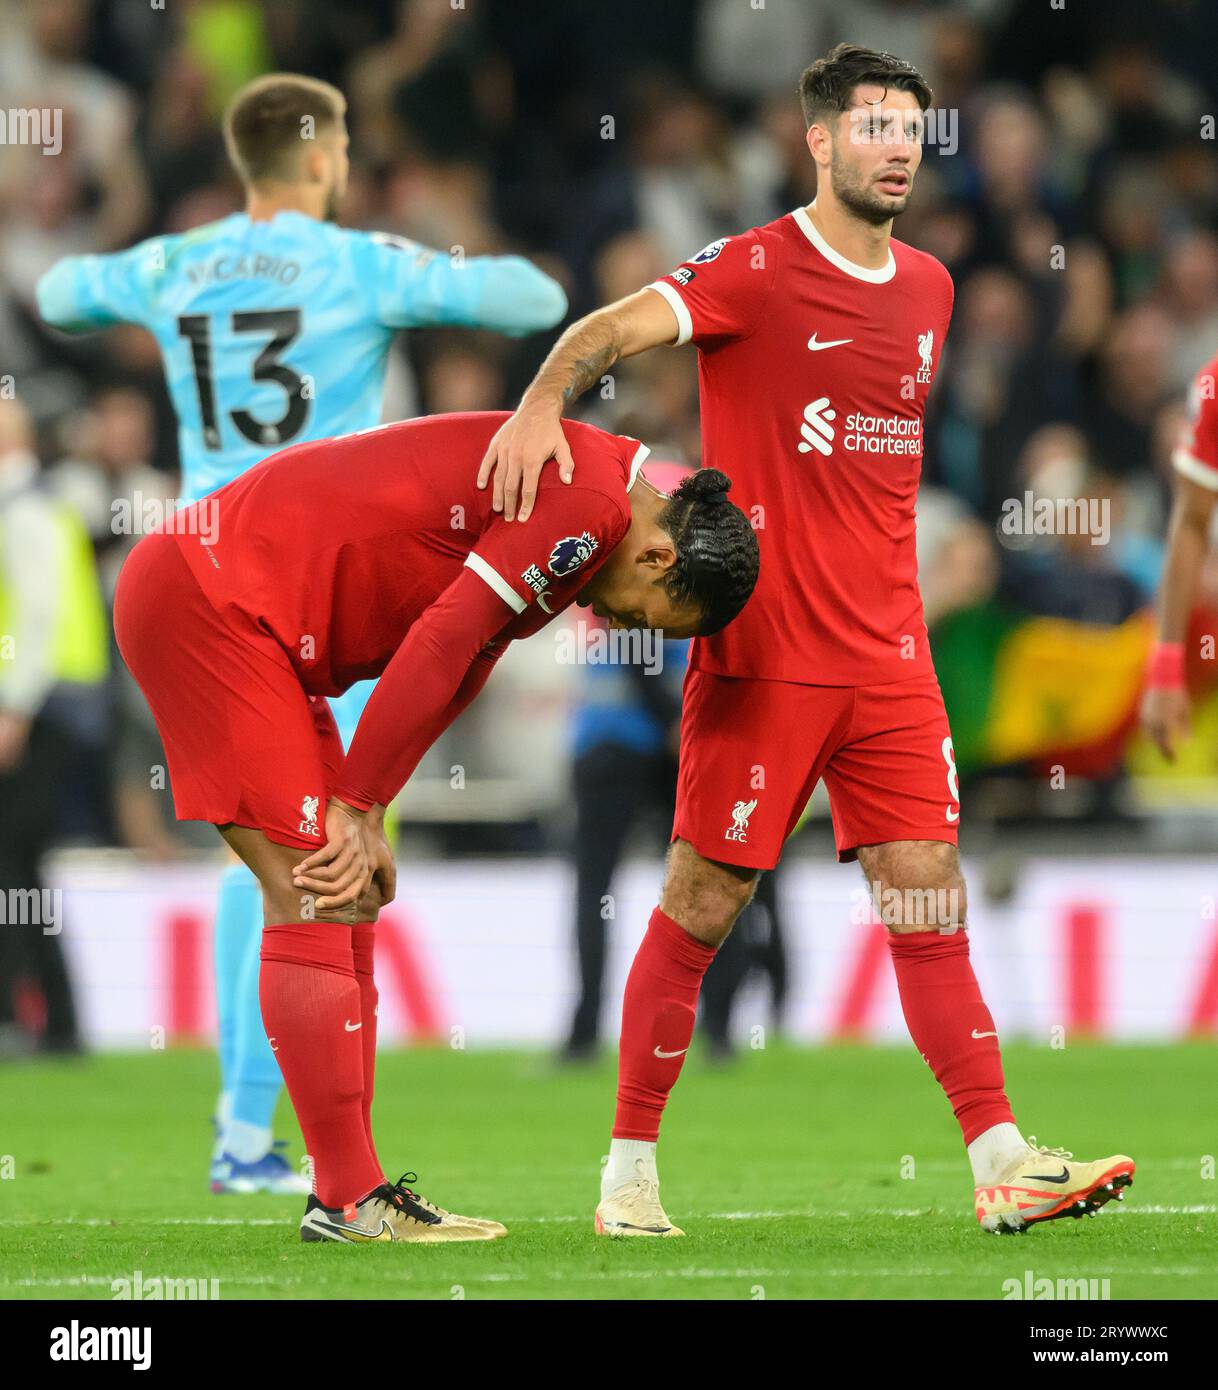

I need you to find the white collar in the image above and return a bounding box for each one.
[626,441,651,491]
[792,205,896,284]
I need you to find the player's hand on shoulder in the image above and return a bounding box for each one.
[292,798,373,912]
[477,400,575,523]
[1140,685,1190,763]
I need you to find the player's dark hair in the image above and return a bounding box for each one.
[659,469,760,636]
[798,43,933,128]
[223,73,347,185]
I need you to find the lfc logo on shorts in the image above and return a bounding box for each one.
[298,794,321,837]
[725,798,758,843]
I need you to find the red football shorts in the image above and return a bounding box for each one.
[114,532,343,851]
[673,666,960,869]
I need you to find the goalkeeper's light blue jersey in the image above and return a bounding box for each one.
[37,211,567,501]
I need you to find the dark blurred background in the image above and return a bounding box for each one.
[4,0,1218,866]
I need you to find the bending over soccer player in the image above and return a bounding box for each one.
[114,410,759,1244]
[480,44,1135,1236]
[37,73,568,1196]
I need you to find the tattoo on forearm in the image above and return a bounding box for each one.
[562,341,619,405]
[530,314,623,412]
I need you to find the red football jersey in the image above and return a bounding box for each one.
[1174,351,1218,488]
[174,411,647,695]
[649,207,954,685]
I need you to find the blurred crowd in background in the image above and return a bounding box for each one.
[3,0,1218,863]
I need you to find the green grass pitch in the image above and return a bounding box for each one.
[1,1042,1215,1300]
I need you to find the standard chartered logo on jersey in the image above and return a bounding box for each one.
[797,396,921,458]
[797,397,836,455]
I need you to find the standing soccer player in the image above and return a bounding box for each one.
[480,44,1134,1235]
[37,73,567,1194]
[1141,348,1218,757]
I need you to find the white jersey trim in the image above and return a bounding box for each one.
[627,441,651,491]
[464,552,527,613]
[647,280,693,347]
[791,205,896,284]
[1172,447,1218,492]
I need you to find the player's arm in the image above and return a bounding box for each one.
[365,231,568,337]
[294,588,508,905]
[325,570,514,822]
[1141,473,1216,760]
[352,636,504,807]
[475,287,679,521]
[35,238,161,333]
[310,477,621,866]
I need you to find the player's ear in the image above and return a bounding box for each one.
[806,119,832,168]
[639,542,677,574]
[303,143,327,185]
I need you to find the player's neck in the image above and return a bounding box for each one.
[627,479,665,528]
[245,186,325,224]
[805,198,891,271]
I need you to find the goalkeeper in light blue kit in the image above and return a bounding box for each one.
[37,73,567,1194]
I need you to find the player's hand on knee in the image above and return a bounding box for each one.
[365,812,396,907]
[292,798,372,911]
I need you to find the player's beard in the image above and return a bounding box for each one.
[828,148,913,226]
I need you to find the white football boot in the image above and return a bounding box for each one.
[974,1138,1135,1234]
[595,1157,685,1238]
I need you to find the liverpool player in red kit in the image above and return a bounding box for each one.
[1142,347,1218,755]
[115,410,759,1244]
[481,45,1134,1235]
[1141,340,1218,1326]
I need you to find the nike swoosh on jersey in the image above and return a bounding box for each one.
[344,1020,362,1032]
[807,334,853,351]
[653,1045,688,1059]
[971,1029,998,1039]
[946,806,960,823]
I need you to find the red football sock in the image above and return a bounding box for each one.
[350,922,380,1164]
[613,907,717,1141]
[259,922,383,1208]
[887,929,1015,1144]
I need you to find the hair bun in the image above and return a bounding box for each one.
[677,468,732,504]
